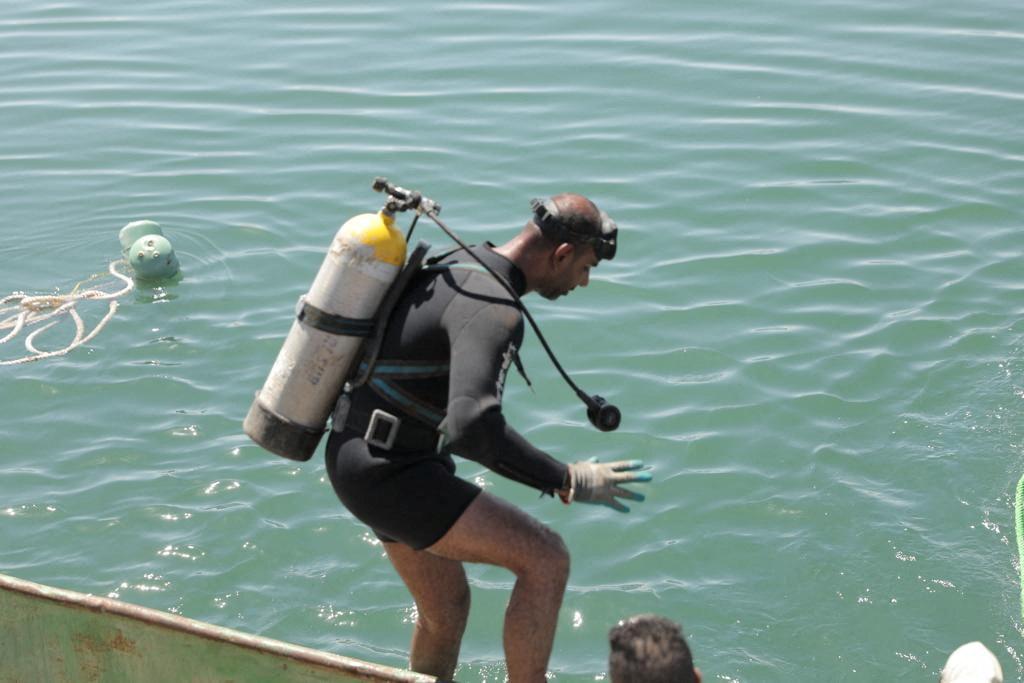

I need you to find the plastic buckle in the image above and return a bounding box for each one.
[365,409,400,450]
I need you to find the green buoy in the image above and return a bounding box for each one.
[118,220,180,280]
[129,234,179,280]
[119,220,163,254]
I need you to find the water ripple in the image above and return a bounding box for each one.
[3,1,1023,679]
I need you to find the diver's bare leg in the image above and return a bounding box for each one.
[427,491,570,683]
[384,542,470,679]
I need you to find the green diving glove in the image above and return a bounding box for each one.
[563,459,652,513]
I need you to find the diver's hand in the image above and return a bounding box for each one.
[563,459,651,513]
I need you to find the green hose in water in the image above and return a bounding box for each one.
[1017,473,1024,621]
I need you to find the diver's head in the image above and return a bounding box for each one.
[526,193,617,300]
[530,193,617,262]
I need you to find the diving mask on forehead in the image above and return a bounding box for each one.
[530,197,618,261]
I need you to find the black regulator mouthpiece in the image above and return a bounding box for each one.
[584,394,621,432]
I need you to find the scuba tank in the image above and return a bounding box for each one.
[244,202,411,462]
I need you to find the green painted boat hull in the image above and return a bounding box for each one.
[0,573,436,683]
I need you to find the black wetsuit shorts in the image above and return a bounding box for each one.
[325,427,480,550]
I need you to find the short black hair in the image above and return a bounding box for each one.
[608,614,697,683]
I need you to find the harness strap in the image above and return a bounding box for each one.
[423,262,491,276]
[348,241,432,389]
[368,374,448,428]
[359,360,450,379]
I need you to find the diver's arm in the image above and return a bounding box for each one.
[443,302,569,493]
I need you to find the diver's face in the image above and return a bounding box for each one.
[539,244,597,300]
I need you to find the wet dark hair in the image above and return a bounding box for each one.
[608,615,697,683]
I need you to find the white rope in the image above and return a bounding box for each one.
[0,310,27,344]
[0,260,135,366]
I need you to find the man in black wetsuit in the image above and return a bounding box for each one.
[325,193,649,682]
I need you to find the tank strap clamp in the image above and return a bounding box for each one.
[296,298,375,337]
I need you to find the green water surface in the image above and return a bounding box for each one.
[2,1,1022,680]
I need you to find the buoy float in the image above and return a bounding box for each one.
[118,220,180,280]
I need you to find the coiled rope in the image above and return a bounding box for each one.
[0,260,134,366]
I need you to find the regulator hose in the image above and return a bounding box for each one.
[421,208,621,432]
[372,176,622,432]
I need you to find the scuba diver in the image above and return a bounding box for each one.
[323,192,651,682]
